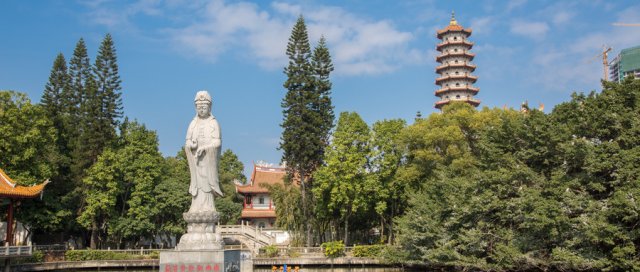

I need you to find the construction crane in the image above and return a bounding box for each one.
[612,23,640,27]
[588,45,612,81]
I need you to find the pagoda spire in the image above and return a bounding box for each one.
[450,11,457,26]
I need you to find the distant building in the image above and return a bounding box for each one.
[234,164,286,228]
[435,12,480,109]
[610,45,640,82]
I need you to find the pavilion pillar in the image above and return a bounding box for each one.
[6,200,14,246]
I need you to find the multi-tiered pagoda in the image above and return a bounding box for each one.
[434,12,480,109]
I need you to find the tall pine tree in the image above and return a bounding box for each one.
[67,38,94,179]
[42,53,70,116]
[311,36,335,149]
[281,16,334,246]
[93,33,123,135]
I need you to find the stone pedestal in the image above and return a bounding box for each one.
[177,211,224,250]
[159,250,253,272]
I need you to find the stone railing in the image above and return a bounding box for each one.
[0,245,32,257]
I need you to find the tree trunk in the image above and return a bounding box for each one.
[388,202,395,244]
[90,221,98,249]
[343,215,349,246]
[300,173,313,247]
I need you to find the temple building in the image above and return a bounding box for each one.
[0,168,50,245]
[234,163,287,229]
[435,12,480,109]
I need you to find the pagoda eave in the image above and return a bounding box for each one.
[435,64,477,73]
[436,28,472,39]
[435,87,480,96]
[435,98,481,109]
[435,52,476,62]
[435,75,478,84]
[436,40,474,51]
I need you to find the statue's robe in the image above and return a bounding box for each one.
[185,115,223,212]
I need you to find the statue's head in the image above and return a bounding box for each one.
[194,90,212,118]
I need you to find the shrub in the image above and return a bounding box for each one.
[321,241,345,258]
[148,250,160,259]
[353,244,386,258]
[286,248,300,258]
[263,245,279,258]
[14,250,45,264]
[64,250,141,261]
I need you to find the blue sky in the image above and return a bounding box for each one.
[2,0,640,176]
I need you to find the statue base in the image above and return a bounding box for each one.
[176,211,224,250]
[159,249,253,272]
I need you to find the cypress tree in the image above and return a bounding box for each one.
[281,16,335,246]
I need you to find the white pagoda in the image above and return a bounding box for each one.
[434,12,480,109]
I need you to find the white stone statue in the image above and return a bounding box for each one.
[185,90,223,213]
[177,90,224,250]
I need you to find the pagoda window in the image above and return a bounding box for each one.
[246,195,252,204]
[259,196,265,205]
[456,95,461,99]
[455,60,459,64]
[445,96,449,99]
[454,36,458,41]
[445,84,449,87]
[455,71,459,75]
[258,222,266,228]
[456,83,460,87]
[454,48,458,52]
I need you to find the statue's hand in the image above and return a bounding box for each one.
[196,148,205,157]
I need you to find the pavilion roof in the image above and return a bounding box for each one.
[235,164,287,194]
[0,168,50,199]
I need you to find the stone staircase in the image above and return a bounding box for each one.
[218,223,275,253]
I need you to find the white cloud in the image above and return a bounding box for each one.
[510,20,549,40]
[165,1,417,75]
[470,16,494,35]
[506,0,527,12]
[552,11,574,25]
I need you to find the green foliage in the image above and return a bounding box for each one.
[64,250,155,261]
[352,244,387,258]
[262,245,279,257]
[395,78,640,271]
[367,119,407,243]
[267,183,304,244]
[78,120,164,248]
[19,250,45,264]
[321,241,345,258]
[154,151,190,243]
[216,149,246,224]
[93,33,123,128]
[0,91,57,182]
[314,112,369,245]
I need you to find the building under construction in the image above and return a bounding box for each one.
[610,45,640,82]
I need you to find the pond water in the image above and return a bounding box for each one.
[57,268,412,272]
